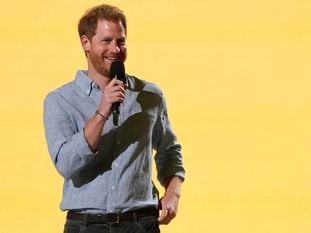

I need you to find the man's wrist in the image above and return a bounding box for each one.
[95,110,109,120]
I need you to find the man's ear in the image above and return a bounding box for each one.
[80,35,91,52]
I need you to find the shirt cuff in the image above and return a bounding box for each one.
[73,130,96,162]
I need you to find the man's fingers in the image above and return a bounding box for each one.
[107,77,125,87]
[158,206,176,225]
[109,85,126,94]
[110,88,125,101]
[104,78,127,104]
[158,209,168,223]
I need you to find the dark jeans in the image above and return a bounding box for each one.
[63,216,160,233]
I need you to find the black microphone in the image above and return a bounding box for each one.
[109,61,126,126]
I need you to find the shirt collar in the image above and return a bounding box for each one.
[74,70,100,96]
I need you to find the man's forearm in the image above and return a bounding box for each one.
[158,176,183,224]
[164,176,182,197]
[83,111,108,152]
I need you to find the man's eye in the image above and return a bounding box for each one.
[118,40,126,45]
[102,39,111,43]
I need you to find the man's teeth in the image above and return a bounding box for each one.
[106,57,118,60]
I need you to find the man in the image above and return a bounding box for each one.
[43,4,185,233]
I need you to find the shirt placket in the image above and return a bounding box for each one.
[106,102,124,213]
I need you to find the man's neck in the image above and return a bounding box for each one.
[87,69,110,91]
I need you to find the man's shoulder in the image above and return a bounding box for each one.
[127,75,163,96]
[44,80,76,104]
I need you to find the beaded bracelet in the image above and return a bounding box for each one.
[95,110,109,120]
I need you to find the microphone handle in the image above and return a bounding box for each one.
[112,102,120,126]
[111,70,125,127]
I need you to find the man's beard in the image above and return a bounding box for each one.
[89,51,110,78]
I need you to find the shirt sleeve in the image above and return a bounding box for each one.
[152,92,185,186]
[43,91,95,179]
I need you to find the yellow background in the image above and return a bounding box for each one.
[1,0,311,232]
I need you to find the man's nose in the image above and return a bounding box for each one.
[109,41,120,53]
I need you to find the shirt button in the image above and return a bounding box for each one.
[115,163,118,167]
[111,186,115,190]
[117,141,120,145]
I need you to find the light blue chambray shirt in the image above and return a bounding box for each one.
[43,70,185,213]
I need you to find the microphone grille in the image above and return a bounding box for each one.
[109,61,125,83]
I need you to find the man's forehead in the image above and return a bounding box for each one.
[95,19,125,34]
